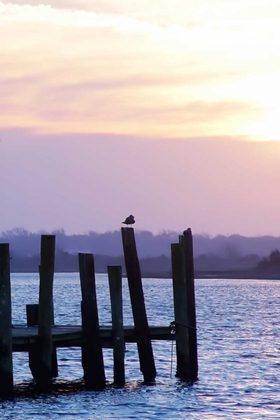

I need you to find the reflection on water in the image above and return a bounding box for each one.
[3,275,280,418]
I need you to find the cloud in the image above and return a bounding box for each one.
[17,75,259,136]
[1,1,280,140]
[0,66,256,136]
[3,0,280,22]
[0,0,119,13]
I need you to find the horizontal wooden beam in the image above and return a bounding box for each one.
[12,325,175,352]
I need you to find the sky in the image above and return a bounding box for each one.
[1,1,280,236]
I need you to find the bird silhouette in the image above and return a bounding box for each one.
[122,214,135,226]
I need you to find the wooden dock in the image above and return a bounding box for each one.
[12,325,174,351]
[0,228,198,396]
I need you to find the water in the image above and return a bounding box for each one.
[2,274,280,419]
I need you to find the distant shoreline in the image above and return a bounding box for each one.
[10,269,280,280]
[141,272,280,280]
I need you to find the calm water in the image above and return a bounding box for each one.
[2,274,280,419]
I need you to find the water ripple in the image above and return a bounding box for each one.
[4,275,280,419]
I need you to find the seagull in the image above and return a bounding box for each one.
[122,214,135,227]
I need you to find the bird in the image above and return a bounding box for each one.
[122,214,135,227]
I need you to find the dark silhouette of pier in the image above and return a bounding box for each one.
[0,229,198,396]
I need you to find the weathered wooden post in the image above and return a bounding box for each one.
[26,304,39,379]
[0,243,13,396]
[180,229,198,381]
[121,227,156,382]
[26,303,58,378]
[79,253,106,390]
[36,234,56,386]
[108,265,125,387]
[171,242,190,380]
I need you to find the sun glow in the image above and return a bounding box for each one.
[245,110,280,141]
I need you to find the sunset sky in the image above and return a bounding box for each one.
[1,1,280,236]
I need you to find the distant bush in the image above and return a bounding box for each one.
[258,249,280,271]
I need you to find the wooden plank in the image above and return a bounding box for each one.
[121,227,156,382]
[79,253,106,390]
[26,304,58,378]
[0,243,13,396]
[11,325,173,341]
[180,229,198,381]
[108,265,125,387]
[11,325,175,351]
[171,242,190,380]
[36,234,56,386]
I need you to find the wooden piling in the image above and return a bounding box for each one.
[36,235,56,386]
[26,303,58,378]
[0,243,13,396]
[121,227,156,382]
[78,252,87,377]
[26,304,39,379]
[180,229,198,381]
[171,242,190,380]
[108,265,125,387]
[78,253,106,390]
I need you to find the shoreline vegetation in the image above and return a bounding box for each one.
[2,229,280,280]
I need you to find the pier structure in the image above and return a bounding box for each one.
[0,228,198,395]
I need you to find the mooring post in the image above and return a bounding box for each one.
[36,234,56,386]
[108,265,125,387]
[171,242,190,380]
[0,243,13,396]
[26,303,58,378]
[78,253,106,390]
[121,227,156,382]
[180,229,198,381]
